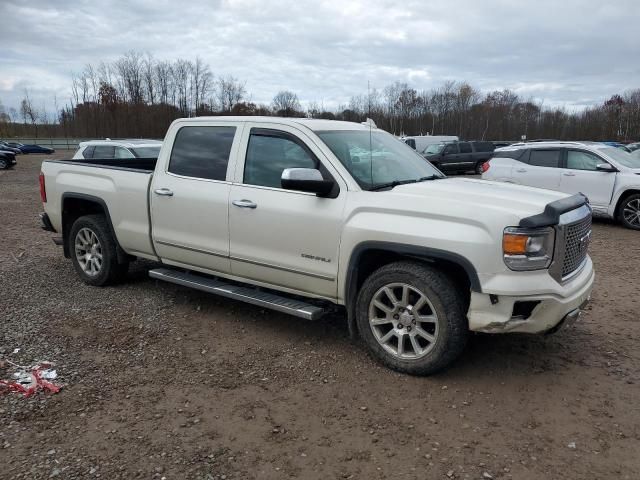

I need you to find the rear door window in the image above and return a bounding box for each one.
[459,142,472,154]
[115,147,135,159]
[93,146,115,158]
[168,126,236,180]
[528,149,560,168]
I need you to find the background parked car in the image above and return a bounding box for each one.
[0,150,17,169]
[5,142,55,154]
[482,141,640,229]
[73,139,162,160]
[626,142,640,152]
[401,135,459,153]
[0,141,23,155]
[423,141,495,174]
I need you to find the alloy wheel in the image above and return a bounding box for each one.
[368,283,439,360]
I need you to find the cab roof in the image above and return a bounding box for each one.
[172,116,377,132]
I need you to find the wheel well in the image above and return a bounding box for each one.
[614,189,640,218]
[61,195,127,262]
[345,245,476,338]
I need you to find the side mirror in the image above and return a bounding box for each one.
[596,163,616,172]
[281,168,335,197]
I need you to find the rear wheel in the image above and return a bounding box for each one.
[618,193,640,230]
[68,215,128,286]
[475,161,485,175]
[355,261,468,375]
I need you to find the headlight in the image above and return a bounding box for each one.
[503,227,555,271]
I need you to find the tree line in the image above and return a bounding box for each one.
[1,51,639,141]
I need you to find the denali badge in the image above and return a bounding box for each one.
[301,253,331,263]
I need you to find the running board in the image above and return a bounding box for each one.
[149,268,326,321]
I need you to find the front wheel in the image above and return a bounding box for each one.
[0,158,8,169]
[68,215,128,286]
[355,261,468,375]
[618,194,640,230]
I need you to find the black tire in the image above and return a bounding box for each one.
[355,261,468,375]
[617,193,640,230]
[68,214,129,286]
[0,158,7,170]
[475,161,485,175]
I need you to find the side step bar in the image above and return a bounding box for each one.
[149,268,326,321]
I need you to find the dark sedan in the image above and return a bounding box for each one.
[0,141,22,154]
[6,142,55,154]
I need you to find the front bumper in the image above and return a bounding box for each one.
[467,263,594,334]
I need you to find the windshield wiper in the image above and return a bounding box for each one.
[368,175,443,191]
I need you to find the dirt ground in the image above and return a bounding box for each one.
[1,152,639,480]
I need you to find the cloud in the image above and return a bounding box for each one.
[1,0,638,114]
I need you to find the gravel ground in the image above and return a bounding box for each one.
[1,152,639,480]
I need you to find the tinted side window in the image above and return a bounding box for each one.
[529,149,560,168]
[168,126,236,180]
[459,142,472,153]
[405,139,416,149]
[443,144,458,155]
[93,146,115,158]
[244,131,317,189]
[115,147,135,159]
[83,146,95,158]
[472,142,495,153]
[566,150,602,171]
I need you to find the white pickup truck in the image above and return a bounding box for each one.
[39,117,594,375]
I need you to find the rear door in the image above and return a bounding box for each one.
[457,142,473,168]
[228,123,346,299]
[150,122,242,274]
[559,149,616,208]
[511,149,562,189]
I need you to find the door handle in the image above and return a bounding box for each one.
[232,199,257,209]
[516,168,527,173]
[562,172,576,176]
[154,188,174,196]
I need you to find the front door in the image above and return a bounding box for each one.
[228,124,345,299]
[559,149,616,209]
[150,123,242,274]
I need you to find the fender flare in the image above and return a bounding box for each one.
[344,241,482,339]
[60,192,127,263]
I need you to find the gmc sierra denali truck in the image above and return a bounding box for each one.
[39,117,594,375]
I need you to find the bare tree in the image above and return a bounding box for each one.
[217,76,246,113]
[272,90,301,116]
[20,89,40,136]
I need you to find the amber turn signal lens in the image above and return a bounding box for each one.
[503,234,528,255]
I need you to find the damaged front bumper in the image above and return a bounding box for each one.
[467,264,594,334]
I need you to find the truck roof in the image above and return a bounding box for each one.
[173,116,377,132]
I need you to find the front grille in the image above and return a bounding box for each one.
[561,214,592,278]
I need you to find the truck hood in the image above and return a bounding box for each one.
[391,177,568,222]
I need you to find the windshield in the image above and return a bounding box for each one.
[131,146,161,158]
[596,146,640,168]
[316,130,443,190]
[424,143,444,155]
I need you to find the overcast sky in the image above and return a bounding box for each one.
[1,0,639,116]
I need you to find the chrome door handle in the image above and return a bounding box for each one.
[154,188,174,196]
[562,172,576,176]
[232,199,257,209]
[516,168,527,173]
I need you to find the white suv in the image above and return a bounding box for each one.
[482,141,640,229]
[73,139,162,160]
